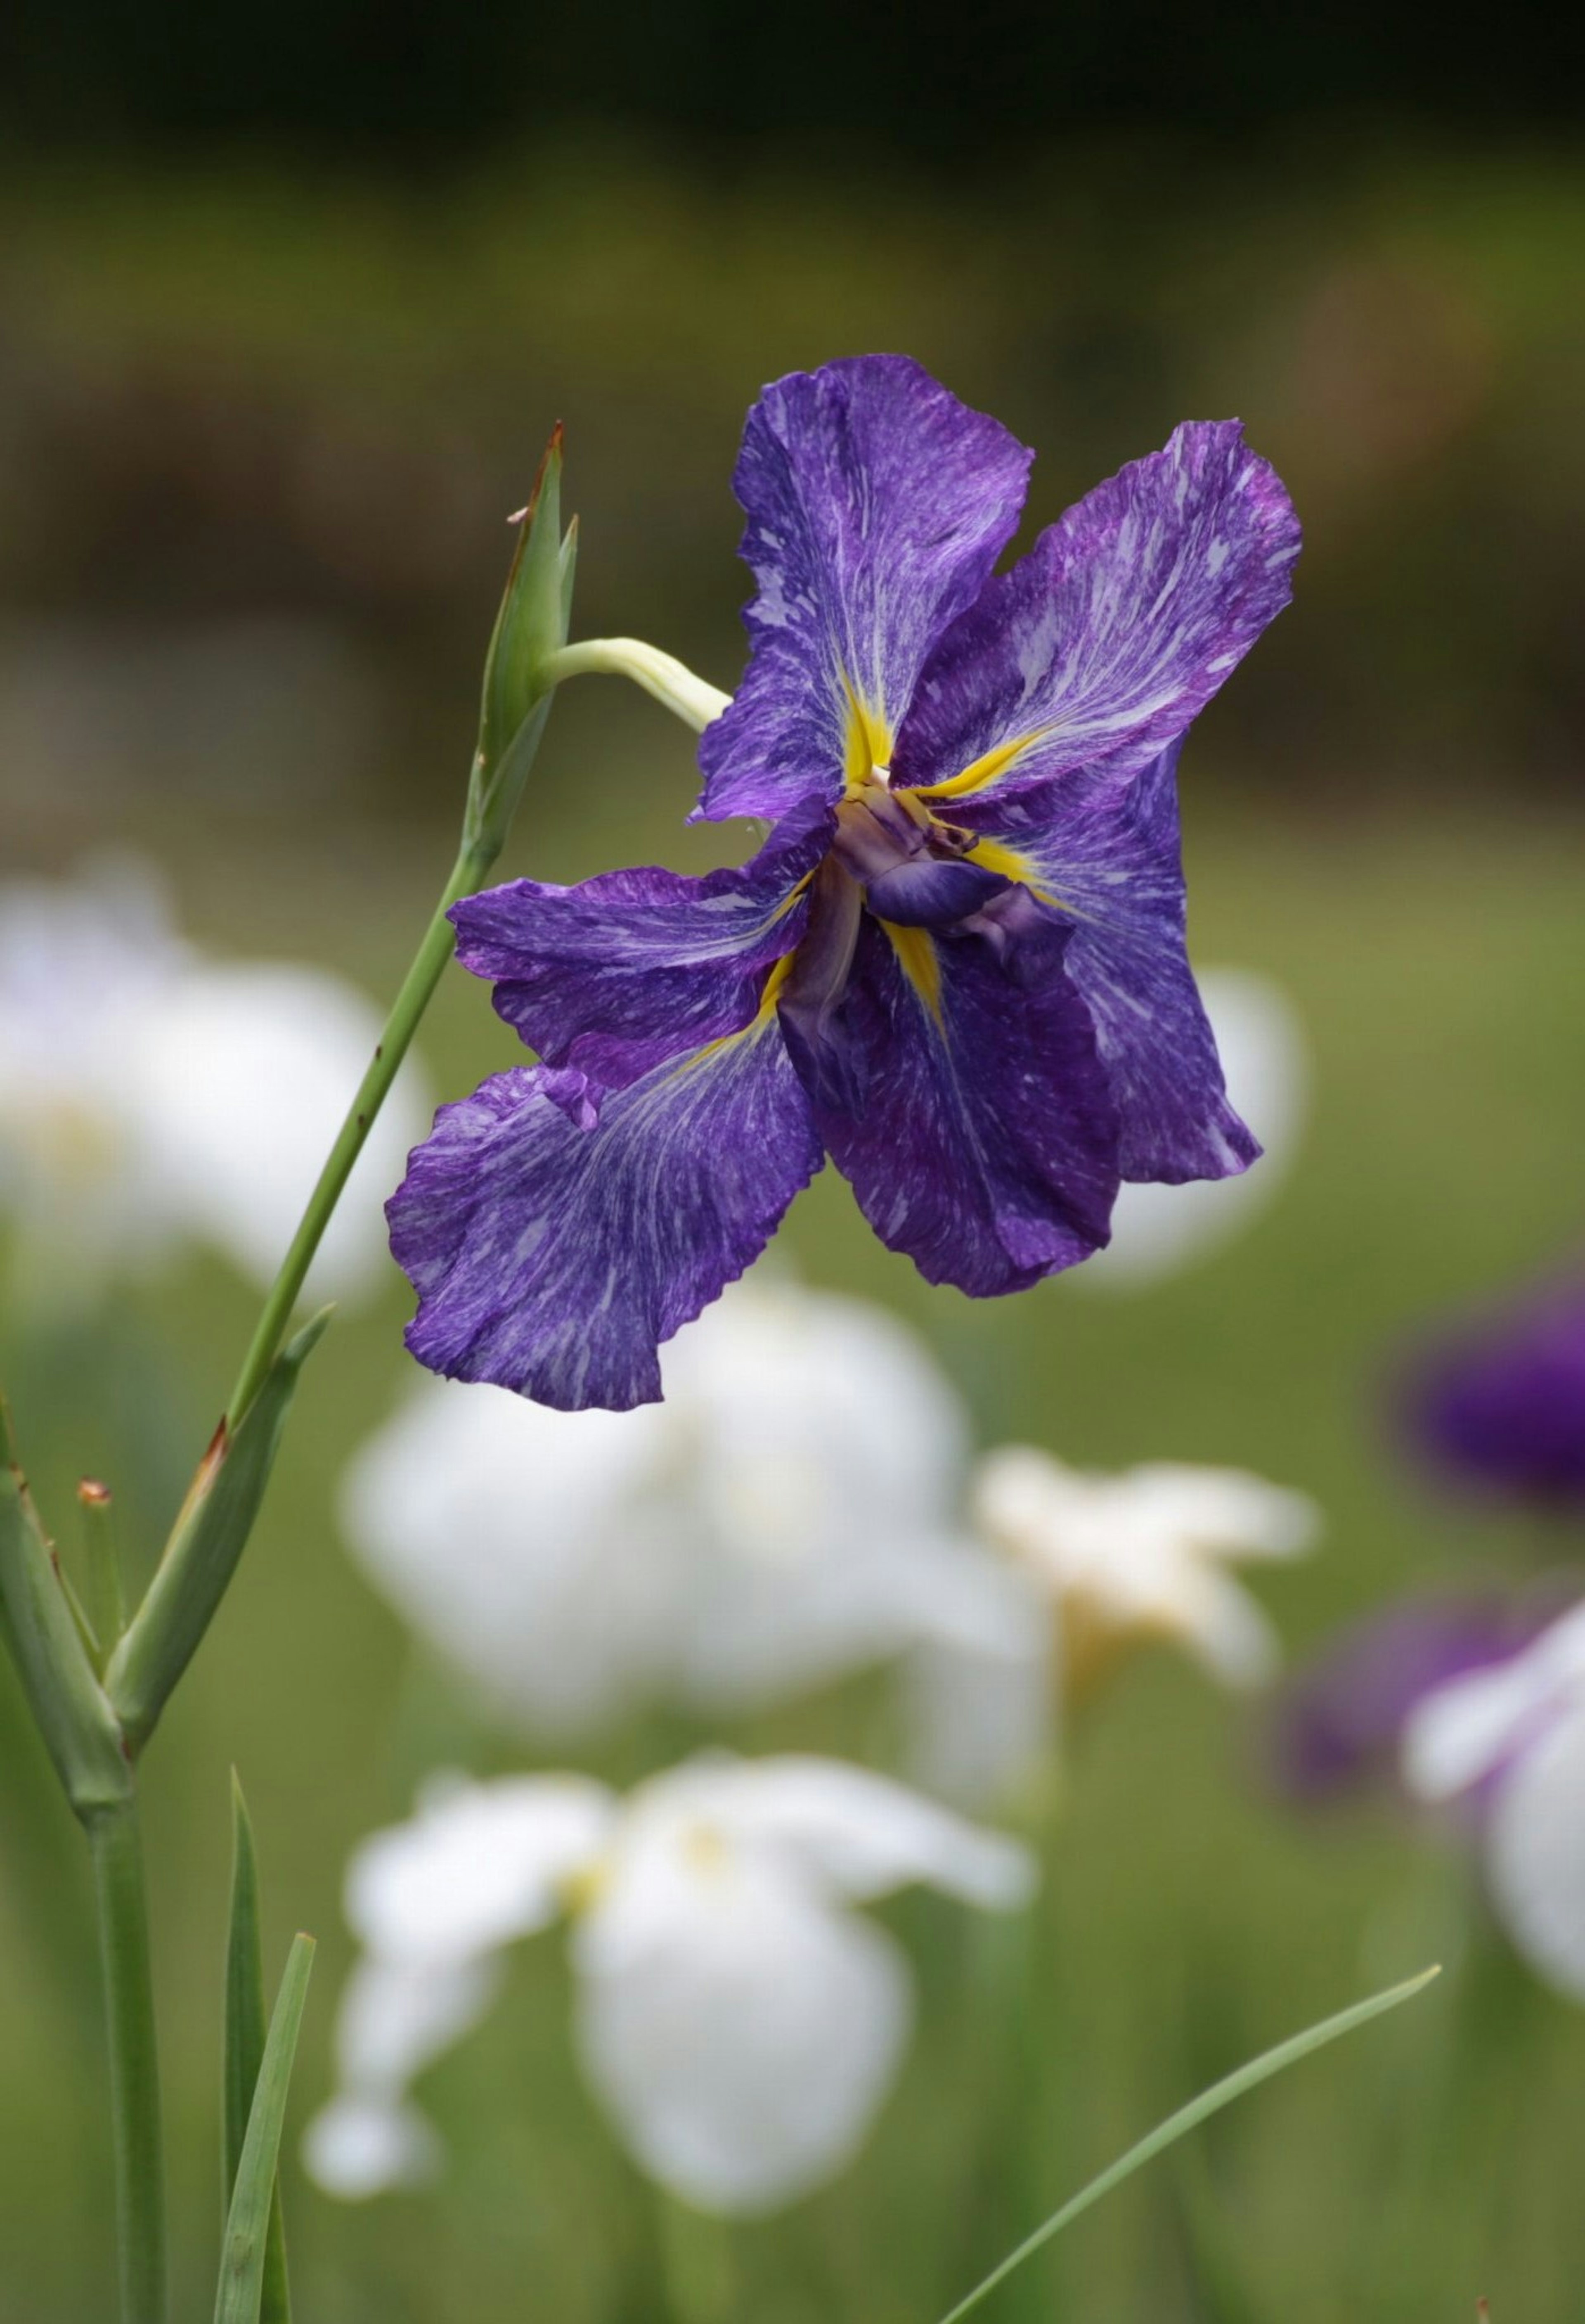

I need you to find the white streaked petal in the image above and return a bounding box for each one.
[1180,1567,1283,1687]
[346,1774,614,1963]
[332,1951,503,2094]
[1403,1601,1585,1801]
[339,1377,682,1735]
[692,1755,1037,1909]
[575,1857,911,2214]
[1071,968,1308,1291]
[1486,1703,1585,2002]
[901,1626,1054,1807]
[1119,1464,1320,1560]
[301,2094,441,2200]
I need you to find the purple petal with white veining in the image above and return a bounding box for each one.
[449,806,830,1091]
[696,356,1032,824]
[388,1035,823,1412]
[893,422,1299,802]
[956,742,1256,1184]
[795,913,1120,1296]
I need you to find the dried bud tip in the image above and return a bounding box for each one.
[77,1478,113,1507]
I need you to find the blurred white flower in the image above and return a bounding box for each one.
[303,1754,1035,2214]
[341,1277,1041,1748]
[1403,1600,1585,2002]
[0,855,428,1307]
[973,1446,1320,1696]
[1073,967,1308,1290]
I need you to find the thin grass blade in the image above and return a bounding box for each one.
[214,1933,314,2324]
[937,1964,1441,2324]
[224,1775,290,2322]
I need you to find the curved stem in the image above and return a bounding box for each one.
[541,638,730,733]
[90,1800,166,2324]
[225,837,494,1429]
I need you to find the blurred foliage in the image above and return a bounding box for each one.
[0,134,1582,863]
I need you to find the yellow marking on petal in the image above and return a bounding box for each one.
[843,687,894,794]
[754,950,798,1021]
[964,835,1058,903]
[880,919,943,1022]
[671,950,797,1076]
[912,725,1055,803]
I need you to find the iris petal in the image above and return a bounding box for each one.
[956,743,1257,1183]
[894,420,1299,803]
[696,355,1032,824]
[389,1026,824,1412]
[451,804,830,1090]
[798,914,1120,1295]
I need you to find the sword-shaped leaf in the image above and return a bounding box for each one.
[224,1776,290,2324]
[214,1932,314,2324]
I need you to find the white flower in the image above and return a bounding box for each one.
[340,1276,1041,1749]
[973,1446,1320,1694]
[0,855,428,1307]
[1072,968,1308,1290]
[1402,1601,1585,2002]
[303,1755,1036,2214]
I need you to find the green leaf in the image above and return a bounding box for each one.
[214,1932,314,2324]
[0,1393,132,1817]
[106,1310,331,1753]
[936,1965,1442,2324]
[224,1776,291,2324]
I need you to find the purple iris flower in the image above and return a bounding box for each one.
[390,357,1300,1411]
[1403,1278,1585,1509]
[1270,1590,1564,1803]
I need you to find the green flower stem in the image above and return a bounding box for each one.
[541,638,730,733]
[224,836,496,1430]
[89,1798,167,2324]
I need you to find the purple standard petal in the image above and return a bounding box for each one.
[696,357,1032,824]
[389,1029,823,1412]
[953,743,1257,1184]
[787,909,1120,1296]
[449,804,830,1090]
[893,422,1299,806]
[1403,1281,1585,1508]
[1270,1588,1572,1804]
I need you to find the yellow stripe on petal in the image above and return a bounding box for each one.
[675,951,799,1075]
[881,920,943,1021]
[912,726,1055,803]
[844,689,894,794]
[965,835,1058,903]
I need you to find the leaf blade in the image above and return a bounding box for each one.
[936,1965,1442,2324]
[224,1776,291,2323]
[214,1933,314,2324]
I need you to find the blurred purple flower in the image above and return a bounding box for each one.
[1272,1585,1569,1803]
[1404,1278,1585,1509]
[390,355,1299,1411]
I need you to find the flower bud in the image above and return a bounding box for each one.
[464,426,577,865]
